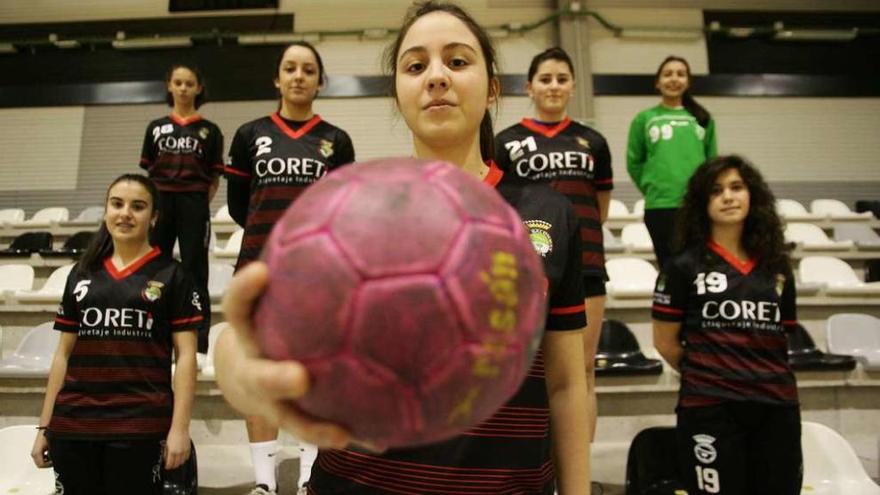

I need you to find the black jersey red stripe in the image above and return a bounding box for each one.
[226,113,355,270]
[140,114,224,193]
[652,241,799,408]
[496,119,613,280]
[309,164,586,495]
[49,250,201,440]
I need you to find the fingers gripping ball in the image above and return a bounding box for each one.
[254,158,546,448]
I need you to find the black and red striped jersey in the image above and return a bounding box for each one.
[49,247,202,440]
[140,114,224,193]
[652,241,799,409]
[225,113,354,270]
[308,163,586,495]
[496,118,613,280]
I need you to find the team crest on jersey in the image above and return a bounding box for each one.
[142,281,164,302]
[692,434,718,464]
[576,137,590,149]
[775,273,786,296]
[319,139,334,158]
[199,127,210,139]
[524,220,553,257]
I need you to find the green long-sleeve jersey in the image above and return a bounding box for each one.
[626,105,717,209]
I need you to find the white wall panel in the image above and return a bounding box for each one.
[0,107,83,191]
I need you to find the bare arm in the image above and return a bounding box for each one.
[31,332,77,468]
[543,329,590,494]
[653,320,684,372]
[165,330,198,469]
[596,191,611,224]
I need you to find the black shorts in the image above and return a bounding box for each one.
[583,275,607,298]
[677,402,802,495]
[49,437,164,495]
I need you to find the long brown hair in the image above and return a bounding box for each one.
[383,1,500,161]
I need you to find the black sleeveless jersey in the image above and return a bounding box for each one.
[496,119,613,279]
[140,114,224,193]
[308,163,586,495]
[652,241,799,409]
[50,248,202,440]
[226,113,354,269]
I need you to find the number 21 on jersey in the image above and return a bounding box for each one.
[504,136,537,161]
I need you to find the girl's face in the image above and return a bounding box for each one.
[527,59,574,116]
[275,45,322,107]
[655,60,690,101]
[394,11,495,152]
[167,67,202,107]
[707,168,750,227]
[104,181,156,245]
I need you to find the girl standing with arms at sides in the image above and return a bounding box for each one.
[31,174,201,495]
[627,55,717,268]
[496,46,612,446]
[140,64,222,358]
[225,41,355,495]
[214,2,591,494]
[652,156,802,495]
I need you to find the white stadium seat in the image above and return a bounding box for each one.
[213,204,235,224]
[603,225,625,253]
[201,323,229,379]
[607,199,637,221]
[214,228,244,258]
[606,258,657,298]
[621,223,654,253]
[800,421,880,494]
[826,313,880,371]
[811,199,874,220]
[0,208,25,226]
[776,199,822,221]
[785,223,854,251]
[0,264,35,301]
[632,199,645,217]
[834,224,880,250]
[15,264,74,302]
[21,206,69,227]
[0,425,56,494]
[0,322,59,377]
[799,256,880,296]
[208,263,234,300]
[67,205,103,224]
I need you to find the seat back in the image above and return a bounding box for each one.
[223,228,244,253]
[834,223,880,243]
[776,198,809,217]
[621,223,653,249]
[608,199,630,218]
[785,223,831,244]
[787,323,819,356]
[800,256,861,286]
[213,204,233,222]
[826,313,880,355]
[598,319,643,358]
[28,207,69,223]
[625,426,686,495]
[72,206,103,223]
[0,425,56,492]
[811,199,853,217]
[632,199,645,216]
[801,422,880,493]
[208,263,234,296]
[603,225,623,249]
[38,264,74,293]
[205,323,229,368]
[0,208,25,224]
[607,258,658,291]
[0,264,35,291]
[8,231,53,253]
[62,231,95,252]
[14,322,59,362]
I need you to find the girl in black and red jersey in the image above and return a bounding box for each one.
[495,47,612,445]
[140,64,223,356]
[652,155,801,495]
[225,41,354,495]
[31,174,201,495]
[214,3,592,494]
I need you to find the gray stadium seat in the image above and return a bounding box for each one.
[0,321,59,377]
[826,313,880,371]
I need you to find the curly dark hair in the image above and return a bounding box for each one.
[673,155,792,274]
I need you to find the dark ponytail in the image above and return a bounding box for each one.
[384,1,500,162]
[78,174,160,274]
[656,55,711,128]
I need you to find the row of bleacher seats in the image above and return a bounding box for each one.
[2,197,878,232]
[3,314,878,379]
